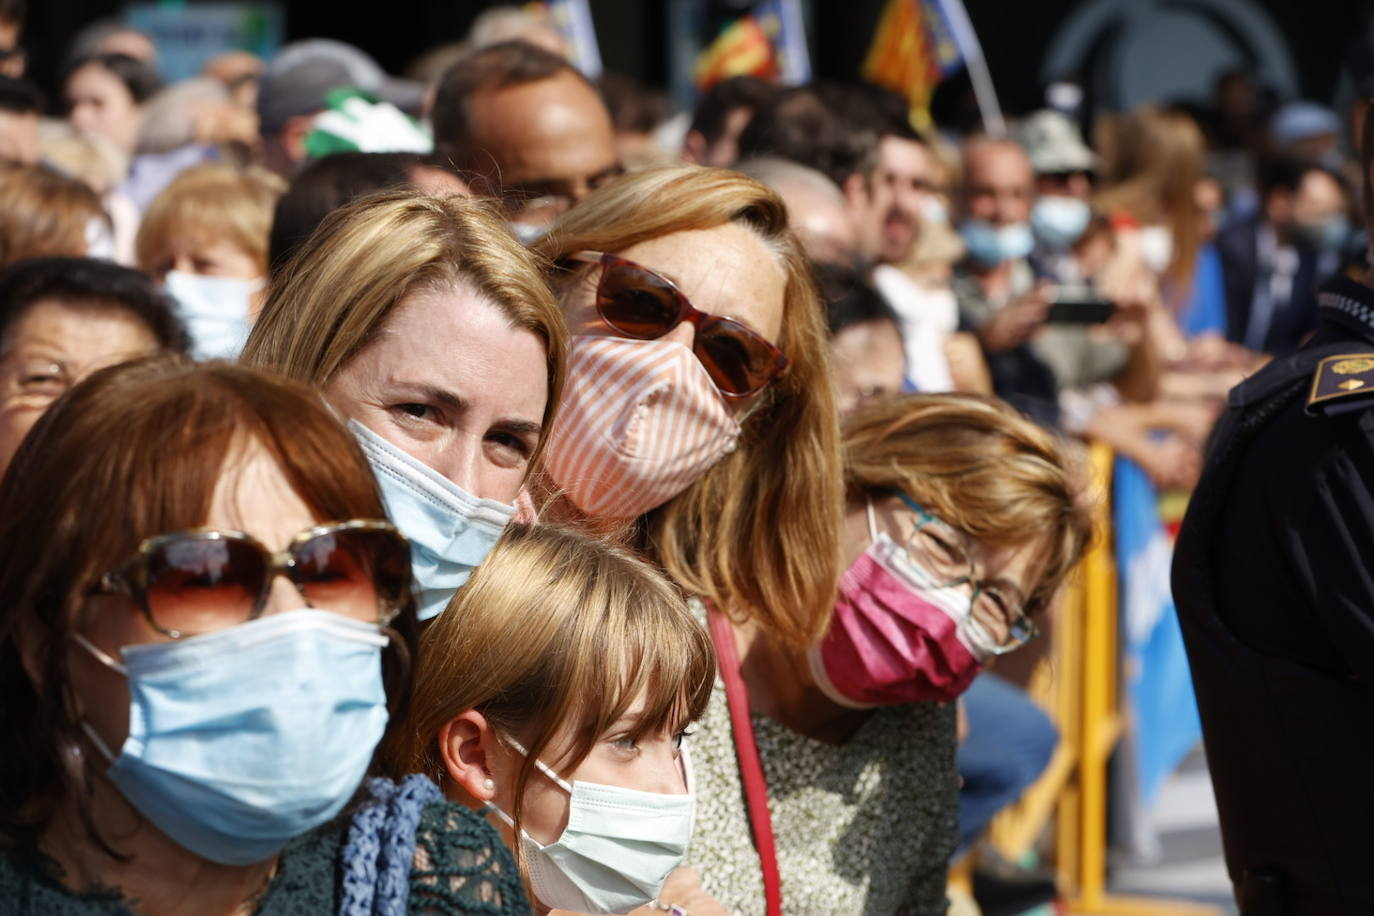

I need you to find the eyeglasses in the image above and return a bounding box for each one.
[567,251,789,398]
[96,520,412,638]
[897,493,1039,654]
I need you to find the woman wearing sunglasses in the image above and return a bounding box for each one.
[531,165,843,646]
[243,188,566,621]
[0,358,529,914]
[683,393,1094,915]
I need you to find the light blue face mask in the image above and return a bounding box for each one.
[1293,215,1351,252]
[73,609,390,866]
[1030,196,1092,250]
[960,218,1035,266]
[164,270,261,360]
[486,738,696,915]
[350,420,515,621]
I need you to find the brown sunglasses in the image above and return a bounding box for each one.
[568,251,789,398]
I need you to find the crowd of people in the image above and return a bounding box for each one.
[0,1,1368,914]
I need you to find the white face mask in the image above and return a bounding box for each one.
[164,271,262,360]
[487,738,696,915]
[1136,226,1174,276]
[919,195,950,228]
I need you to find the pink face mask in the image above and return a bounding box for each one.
[808,501,998,708]
[544,335,742,519]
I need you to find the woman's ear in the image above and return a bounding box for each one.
[438,709,499,802]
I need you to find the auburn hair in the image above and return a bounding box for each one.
[843,393,1095,614]
[384,522,714,876]
[532,165,844,648]
[0,356,417,851]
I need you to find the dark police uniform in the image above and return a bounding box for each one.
[1173,273,1374,915]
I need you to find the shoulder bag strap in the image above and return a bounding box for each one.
[706,604,783,916]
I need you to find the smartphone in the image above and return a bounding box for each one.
[1045,297,1116,324]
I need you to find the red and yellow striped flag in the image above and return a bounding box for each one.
[695,15,779,91]
[862,0,946,130]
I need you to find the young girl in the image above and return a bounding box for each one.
[386,523,718,916]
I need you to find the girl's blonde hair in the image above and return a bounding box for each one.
[384,523,714,873]
[532,165,844,648]
[135,163,284,276]
[241,188,567,470]
[843,394,1094,614]
[1092,106,1205,290]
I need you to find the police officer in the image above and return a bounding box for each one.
[1172,113,1374,914]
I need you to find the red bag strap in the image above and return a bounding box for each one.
[706,604,783,916]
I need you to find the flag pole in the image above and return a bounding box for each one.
[938,0,1005,137]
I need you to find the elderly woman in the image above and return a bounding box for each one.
[0,357,529,913]
[0,256,186,476]
[242,188,565,619]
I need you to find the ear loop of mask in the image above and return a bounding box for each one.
[69,633,126,764]
[477,736,573,848]
[866,494,880,543]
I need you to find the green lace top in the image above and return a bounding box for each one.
[0,801,530,915]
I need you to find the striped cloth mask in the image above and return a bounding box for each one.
[546,335,742,519]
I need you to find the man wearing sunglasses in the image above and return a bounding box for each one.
[431,40,622,241]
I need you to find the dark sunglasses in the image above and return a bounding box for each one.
[95,520,412,638]
[567,250,789,398]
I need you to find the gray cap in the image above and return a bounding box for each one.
[1016,109,1096,175]
[256,39,425,135]
[1269,101,1341,148]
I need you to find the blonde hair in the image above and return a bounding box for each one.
[38,121,128,194]
[843,393,1094,614]
[1093,106,1204,289]
[384,523,713,873]
[532,165,844,648]
[135,163,284,275]
[0,162,105,268]
[241,188,566,470]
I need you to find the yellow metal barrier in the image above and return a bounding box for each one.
[987,442,1221,916]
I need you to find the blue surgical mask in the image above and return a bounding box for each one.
[350,420,515,621]
[164,270,261,360]
[960,219,1035,265]
[486,738,696,915]
[1293,215,1351,252]
[73,609,389,866]
[1030,196,1092,249]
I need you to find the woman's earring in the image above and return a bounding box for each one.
[482,777,496,793]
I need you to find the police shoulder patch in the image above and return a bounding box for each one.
[1306,353,1374,416]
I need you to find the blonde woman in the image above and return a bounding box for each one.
[530,164,844,648]
[242,188,566,620]
[134,163,284,358]
[1093,106,1206,300]
[685,394,1093,915]
[386,522,722,916]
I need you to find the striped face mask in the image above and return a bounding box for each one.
[546,335,742,519]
